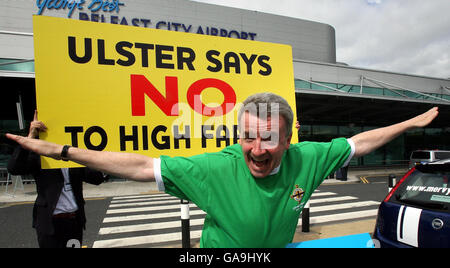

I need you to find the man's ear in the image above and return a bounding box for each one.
[285,134,292,149]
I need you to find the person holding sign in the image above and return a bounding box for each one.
[7,110,108,248]
[6,93,439,248]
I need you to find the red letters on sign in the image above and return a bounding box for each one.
[131,75,179,116]
[187,78,236,116]
[130,75,236,117]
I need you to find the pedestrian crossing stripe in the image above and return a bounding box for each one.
[92,191,380,248]
[93,230,204,248]
[103,209,206,223]
[112,193,171,200]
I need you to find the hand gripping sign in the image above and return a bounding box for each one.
[32,15,297,168]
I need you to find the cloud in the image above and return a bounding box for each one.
[367,0,382,5]
[192,0,450,78]
[335,0,450,78]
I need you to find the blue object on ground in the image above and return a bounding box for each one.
[286,233,374,248]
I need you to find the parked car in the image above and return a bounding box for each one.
[408,150,450,168]
[373,159,450,248]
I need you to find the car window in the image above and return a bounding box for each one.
[411,151,431,159]
[393,170,450,212]
[435,152,450,160]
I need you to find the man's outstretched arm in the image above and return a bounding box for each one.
[5,133,155,182]
[351,107,439,158]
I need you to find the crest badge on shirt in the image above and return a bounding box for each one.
[290,185,305,211]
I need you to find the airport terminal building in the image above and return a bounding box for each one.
[1,0,449,167]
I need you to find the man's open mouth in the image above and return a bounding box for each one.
[250,156,270,168]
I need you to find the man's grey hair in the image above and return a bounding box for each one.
[238,92,294,138]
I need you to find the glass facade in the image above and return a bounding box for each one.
[0,58,35,72]
[295,79,450,166]
[297,124,450,167]
[0,77,36,168]
[297,124,403,166]
[0,73,448,168]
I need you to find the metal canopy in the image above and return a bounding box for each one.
[296,76,450,105]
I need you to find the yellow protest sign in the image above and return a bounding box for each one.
[33,15,297,169]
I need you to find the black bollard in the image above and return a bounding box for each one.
[180,199,190,248]
[302,201,310,232]
[388,174,396,193]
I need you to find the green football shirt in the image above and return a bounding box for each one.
[158,138,353,248]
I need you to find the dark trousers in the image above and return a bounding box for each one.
[36,214,83,248]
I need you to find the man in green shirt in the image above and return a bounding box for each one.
[6,93,439,247]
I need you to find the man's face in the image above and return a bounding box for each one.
[239,112,292,178]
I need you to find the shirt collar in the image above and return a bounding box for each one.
[269,164,281,175]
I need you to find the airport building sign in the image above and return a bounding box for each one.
[35,0,257,40]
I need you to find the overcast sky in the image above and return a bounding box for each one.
[192,0,450,79]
